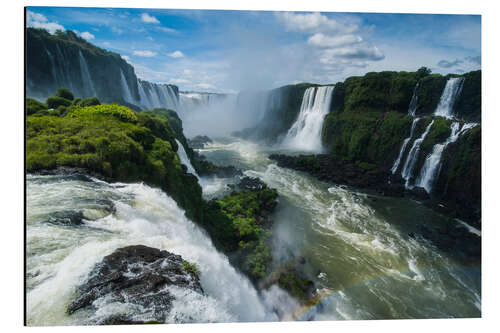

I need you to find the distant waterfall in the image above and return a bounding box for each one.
[175,139,199,179]
[416,122,477,193]
[137,79,180,111]
[401,120,434,188]
[408,83,419,116]
[119,69,135,104]
[283,86,334,152]
[55,44,75,93]
[78,50,97,97]
[434,77,465,119]
[391,118,420,174]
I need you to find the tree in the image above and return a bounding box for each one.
[416,67,432,79]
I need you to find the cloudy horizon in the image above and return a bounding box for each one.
[27,7,481,93]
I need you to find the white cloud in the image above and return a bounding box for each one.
[147,36,154,41]
[26,10,65,34]
[141,13,160,24]
[275,12,358,34]
[122,55,131,63]
[167,50,184,58]
[80,31,95,40]
[307,33,362,48]
[132,50,157,57]
[157,26,176,33]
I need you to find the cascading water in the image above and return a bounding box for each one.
[391,118,421,174]
[119,69,135,104]
[26,174,279,325]
[401,120,434,188]
[416,122,477,193]
[175,139,199,179]
[78,50,97,97]
[283,86,334,152]
[434,77,465,119]
[408,83,419,117]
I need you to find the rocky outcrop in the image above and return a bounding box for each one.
[67,245,202,324]
[187,135,213,149]
[269,154,406,197]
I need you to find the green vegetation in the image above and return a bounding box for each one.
[26,98,47,115]
[202,188,278,279]
[322,110,412,167]
[277,264,314,302]
[420,117,452,153]
[55,88,75,101]
[415,74,447,115]
[181,260,200,277]
[46,96,72,109]
[73,97,101,107]
[454,70,481,122]
[26,92,203,222]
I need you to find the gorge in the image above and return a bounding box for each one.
[25,26,482,325]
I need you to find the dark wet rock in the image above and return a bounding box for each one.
[35,166,106,182]
[415,222,480,262]
[228,176,268,191]
[269,154,405,197]
[67,245,203,323]
[45,210,85,226]
[187,135,213,149]
[406,186,430,201]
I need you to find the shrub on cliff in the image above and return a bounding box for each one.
[46,96,72,109]
[55,88,75,101]
[67,104,138,123]
[26,98,47,115]
[202,187,278,279]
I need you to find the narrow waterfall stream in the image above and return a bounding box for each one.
[434,77,465,119]
[401,120,434,188]
[416,122,478,193]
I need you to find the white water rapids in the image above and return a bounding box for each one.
[26,174,285,326]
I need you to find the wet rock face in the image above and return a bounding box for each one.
[67,245,202,324]
[188,135,213,149]
[229,176,268,191]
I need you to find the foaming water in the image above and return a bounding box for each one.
[26,174,279,325]
[206,138,481,320]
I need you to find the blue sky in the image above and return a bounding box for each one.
[27,7,481,93]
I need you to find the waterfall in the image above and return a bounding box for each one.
[400,120,434,188]
[283,86,334,152]
[391,118,421,174]
[119,69,134,104]
[175,139,199,179]
[55,44,75,93]
[416,122,477,193]
[45,48,59,88]
[408,83,419,116]
[434,77,465,119]
[137,79,152,109]
[78,50,97,97]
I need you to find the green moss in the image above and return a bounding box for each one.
[420,117,451,153]
[67,104,138,123]
[181,261,200,277]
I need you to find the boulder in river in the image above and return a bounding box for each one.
[67,245,203,324]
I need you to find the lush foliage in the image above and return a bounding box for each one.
[26,98,47,115]
[202,188,278,279]
[46,96,72,109]
[454,70,481,122]
[55,88,75,101]
[68,104,138,123]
